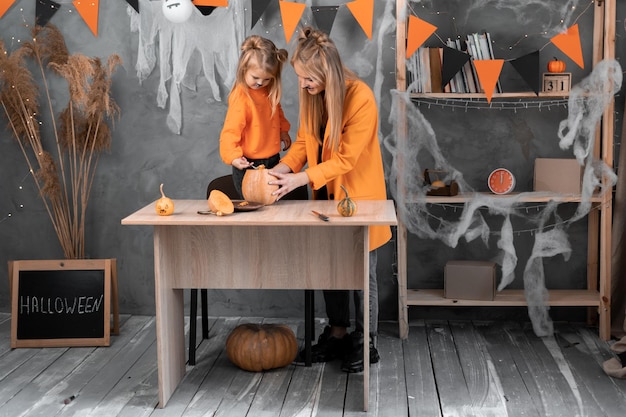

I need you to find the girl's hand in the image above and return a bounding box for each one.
[280,131,292,151]
[232,157,252,170]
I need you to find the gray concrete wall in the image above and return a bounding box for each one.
[0,0,624,324]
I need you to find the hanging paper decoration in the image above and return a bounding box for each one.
[162,0,194,23]
[0,0,17,19]
[510,50,541,95]
[406,15,437,59]
[279,1,306,43]
[193,0,227,6]
[125,0,139,14]
[73,0,99,36]
[132,0,244,134]
[474,59,504,103]
[250,0,271,29]
[550,24,584,69]
[345,0,373,39]
[36,0,61,26]
[441,46,469,90]
[192,0,216,16]
[311,5,339,35]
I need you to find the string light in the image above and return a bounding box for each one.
[412,96,569,110]
[417,200,602,236]
[405,0,596,58]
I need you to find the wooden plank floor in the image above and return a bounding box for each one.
[1,312,626,416]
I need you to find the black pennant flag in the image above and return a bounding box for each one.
[125,0,139,14]
[251,0,272,29]
[442,46,469,90]
[510,50,540,95]
[311,5,340,35]
[196,6,216,16]
[36,0,61,27]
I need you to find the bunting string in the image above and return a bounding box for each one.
[411,97,569,111]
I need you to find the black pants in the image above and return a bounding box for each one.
[231,153,280,199]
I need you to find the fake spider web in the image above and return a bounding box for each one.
[384,59,621,336]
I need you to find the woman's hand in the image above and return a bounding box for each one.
[268,167,308,200]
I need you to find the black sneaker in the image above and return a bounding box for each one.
[341,332,380,373]
[297,326,351,363]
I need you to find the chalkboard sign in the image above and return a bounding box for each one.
[10,259,112,348]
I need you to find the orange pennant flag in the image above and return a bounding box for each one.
[473,59,504,103]
[406,15,437,59]
[0,0,16,19]
[550,24,584,69]
[193,0,228,6]
[279,1,306,43]
[73,0,99,37]
[346,0,374,39]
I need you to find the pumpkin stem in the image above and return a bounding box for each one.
[160,183,166,198]
[340,184,350,198]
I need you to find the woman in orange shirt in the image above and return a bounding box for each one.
[269,27,391,373]
[220,35,292,198]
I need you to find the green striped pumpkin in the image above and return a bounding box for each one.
[337,185,357,217]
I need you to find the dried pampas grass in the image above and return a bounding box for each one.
[0,25,121,259]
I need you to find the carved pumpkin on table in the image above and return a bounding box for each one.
[242,165,279,205]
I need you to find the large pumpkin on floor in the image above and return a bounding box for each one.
[225,323,298,372]
[242,165,278,205]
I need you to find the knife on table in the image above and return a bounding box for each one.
[311,210,329,222]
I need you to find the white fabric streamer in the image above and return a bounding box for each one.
[130,0,244,134]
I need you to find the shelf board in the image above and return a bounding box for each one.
[415,192,604,204]
[406,289,601,307]
[409,92,569,99]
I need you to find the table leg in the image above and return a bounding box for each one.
[363,249,370,412]
[304,290,313,366]
[154,228,186,408]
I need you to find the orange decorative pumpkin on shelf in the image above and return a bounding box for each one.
[547,58,566,73]
[155,183,174,216]
[208,189,234,216]
[242,165,278,205]
[225,323,298,372]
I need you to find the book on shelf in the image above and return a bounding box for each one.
[405,32,501,95]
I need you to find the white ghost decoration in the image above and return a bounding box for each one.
[162,0,194,23]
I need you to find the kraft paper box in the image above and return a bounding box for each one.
[444,260,496,301]
[533,158,582,194]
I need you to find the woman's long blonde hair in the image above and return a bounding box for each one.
[291,27,357,151]
[233,35,288,116]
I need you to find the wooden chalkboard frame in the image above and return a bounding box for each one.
[10,259,115,348]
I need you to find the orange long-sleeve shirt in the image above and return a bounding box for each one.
[280,79,391,251]
[220,85,290,165]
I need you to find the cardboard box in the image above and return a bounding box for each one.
[444,260,496,301]
[533,158,582,194]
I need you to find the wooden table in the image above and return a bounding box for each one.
[121,199,397,411]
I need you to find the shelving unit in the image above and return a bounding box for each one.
[395,0,616,340]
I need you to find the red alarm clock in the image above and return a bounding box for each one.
[488,168,515,194]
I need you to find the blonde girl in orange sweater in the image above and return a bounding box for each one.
[219,35,292,198]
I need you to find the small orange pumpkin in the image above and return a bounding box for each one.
[225,323,298,372]
[155,183,174,216]
[242,165,278,205]
[547,58,566,73]
[337,184,357,217]
[208,189,234,216]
